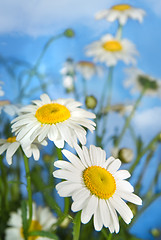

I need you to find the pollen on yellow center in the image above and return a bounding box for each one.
[112,4,131,11]
[102,40,122,52]
[83,166,116,199]
[7,136,16,143]
[35,103,71,125]
[20,220,42,240]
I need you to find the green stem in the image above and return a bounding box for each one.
[129,133,160,173]
[115,89,145,148]
[19,33,63,98]
[101,67,114,137]
[73,211,81,240]
[116,23,123,40]
[0,156,8,211]
[23,154,32,229]
[82,77,87,97]
[56,147,63,160]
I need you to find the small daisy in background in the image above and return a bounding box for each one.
[0,81,4,96]
[60,58,76,92]
[95,4,145,25]
[5,202,57,240]
[76,61,103,80]
[53,144,142,233]
[0,136,47,165]
[0,100,20,116]
[86,34,138,67]
[11,94,96,149]
[124,68,161,97]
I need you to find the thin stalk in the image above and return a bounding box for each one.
[82,77,87,97]
[0,156,8,211]
[116,23,123,40]
[56,147,63,160]
[23,154,32,228]
[101,67,114,137]
[129,133,160,173]
[115,89,145,148]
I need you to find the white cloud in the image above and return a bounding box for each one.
[133,107,161,141]
[0,0,120,36]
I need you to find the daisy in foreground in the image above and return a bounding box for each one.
[86,34,138,67]
[11,94,96,148]
[95,4,145,25]
[5,202,57,240]
[0,136,47,165]
[53,145,142,233]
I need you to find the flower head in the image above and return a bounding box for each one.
[124,68,161,97]
[0,100,20,116]
[76,61,103,80]
[95,4,145,25]
[11,94,96,148]
[5,202,57,240]
[0,136,47,165]
[53,145,142,233]
[86,34,138,67]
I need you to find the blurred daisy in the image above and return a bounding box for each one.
[76,61,103,80]
[11,94,96,149]
[95,4,145,25]
[63,75,74,93]
[102,103,133,115]
[86,34,138,67]
[0,136,47,165]
[0,81,4,96]
[5,202,57,240]
[53,144,142,233]
[0,100,20,116]
[60,58,75,76]
[124,68,161,97]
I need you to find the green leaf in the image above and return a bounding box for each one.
[29,230,58,239]
[73,211,81,240]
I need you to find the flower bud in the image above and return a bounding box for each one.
[85,95,97,109]
[64,29,75,38]
[151,228,160,237]
[118,148,134,163]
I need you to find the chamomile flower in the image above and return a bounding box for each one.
[95,4,145,25]
[0,136,47,165]
[0,100,20,116]
[76,61,103,80]
[124,68,161,97]
[86,34,138,67]
[53,144,142,233]
[5,202,57,240]
[11,94,96,149]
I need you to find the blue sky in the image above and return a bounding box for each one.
[0,0,161,239]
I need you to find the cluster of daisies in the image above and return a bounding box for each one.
[2,91,142,238]
[1,3,151,239]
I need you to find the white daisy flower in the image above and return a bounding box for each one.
[60,58,75,76]
[95,4,145,25]
[53,144,142,233]
[11,94,96,149]
[63,75,74,92]
[0,100,20,116]
[0,136,47,165]
[76,61,103,80]
[124,68,161,97]
[86,34,138,67]
[5,202,57,240]
[0,81,4,96]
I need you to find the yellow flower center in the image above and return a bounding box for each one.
[20,220,42,240]
[112,4,131,11]
[102,40,122,52]
[35,103,71,125]
[7,136,17,143]
[83,166,116,199]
